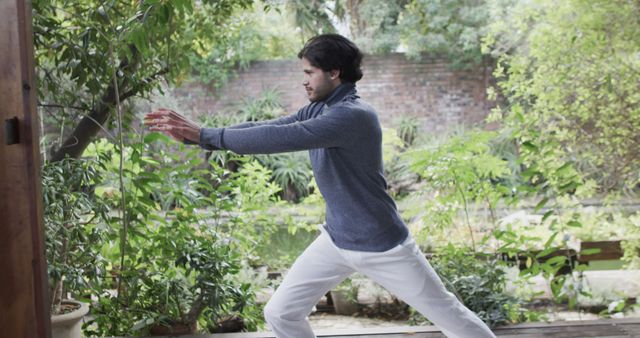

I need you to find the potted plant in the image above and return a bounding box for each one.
[42,158,111,338]
[330,278,359,315]
[122,212,253,335]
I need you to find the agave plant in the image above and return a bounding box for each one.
[238,87,285,122]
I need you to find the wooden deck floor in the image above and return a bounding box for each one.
[116,318,640,338]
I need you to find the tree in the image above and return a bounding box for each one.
[34,0,252,161]
[283,0,493,68]
[397,0,491,68]
[189,1,301,86]
[345,0,406,54]
[485,0,640,192]
[284,0,338,40]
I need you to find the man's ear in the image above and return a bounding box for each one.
[329,69,340,80]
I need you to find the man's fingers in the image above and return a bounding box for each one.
[144,109,194,129]
[144,115,184,127]
[145,109,174,119]
[145,113,184,124]
[152,109,189,123]
[149,124,173,131]
[146,110,169,116]
[144,113,170,121]
[150,125,192,136]
[144,110,198,143]
[167,111,189,123]
[147,108,181,118]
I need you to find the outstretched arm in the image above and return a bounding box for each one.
[143,108,301,148]
[143,103,358,154]
[199,106,360,154]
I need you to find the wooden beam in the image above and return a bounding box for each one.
[108,318,640,338]
[0,0,51,337]
[578,240,624,262]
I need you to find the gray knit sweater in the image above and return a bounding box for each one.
[199,83,408,252]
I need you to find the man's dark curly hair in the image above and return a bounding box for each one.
[298,34,363,83]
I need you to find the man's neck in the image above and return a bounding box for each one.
[323,82,356,107]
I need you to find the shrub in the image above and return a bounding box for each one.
[42,157,111,315]
[411,244,536,327]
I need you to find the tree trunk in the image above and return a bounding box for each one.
[185,293,205,325]
[48,64,168,162]
[50,83,119,162]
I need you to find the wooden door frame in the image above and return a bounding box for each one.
[0,0,52,337]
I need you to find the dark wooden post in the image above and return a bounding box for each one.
[0,0,52,337]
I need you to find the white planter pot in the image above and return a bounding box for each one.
[51,300,89,338]
[330,290,358,315]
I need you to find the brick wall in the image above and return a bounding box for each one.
[172,53,492,133]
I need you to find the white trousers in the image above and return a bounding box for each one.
[264,229,496,338]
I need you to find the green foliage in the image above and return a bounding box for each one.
[285,0,493,67]
[382,126,405,166]
[599,299,636,318]
[423,244,534,327]
[231,159,283,210]
[87,221,254,335]
[284,0,339,38]
[406,129,515,250]
[238,88,287,122]
[34,0,253,159]
[383,126,420,198]
[255,227,319,271]
[34,0,251,101]
[129,219,248,333]
[285,0,495,67]
[396,116,420,148]
[42,157,112,314]
[256,152,313,202]
[349,0,405,54]
[403,125,599,310]
[620,212,640,269]
[78,134,281,335]
[570,208,637,242]
[189,2,300,86]
[334,277,360,303]
[398,0,492,68]
[485,0,640,192]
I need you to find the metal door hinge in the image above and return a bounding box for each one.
[4,117,19,145]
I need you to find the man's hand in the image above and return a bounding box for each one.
[143,108,201,144]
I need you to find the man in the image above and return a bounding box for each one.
[145,34,495,338]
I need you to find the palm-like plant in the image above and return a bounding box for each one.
[239,87,285,122]
[257,152,312,202]
[396,116,420,148]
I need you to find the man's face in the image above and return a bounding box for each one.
[301,57,340,102]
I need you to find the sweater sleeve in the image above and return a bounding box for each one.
[195,111,299,150]
[226,112,299,129]
[199,107,363,154]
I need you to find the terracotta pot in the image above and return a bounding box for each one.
[149,321,197,336]
[51,300,89,338]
